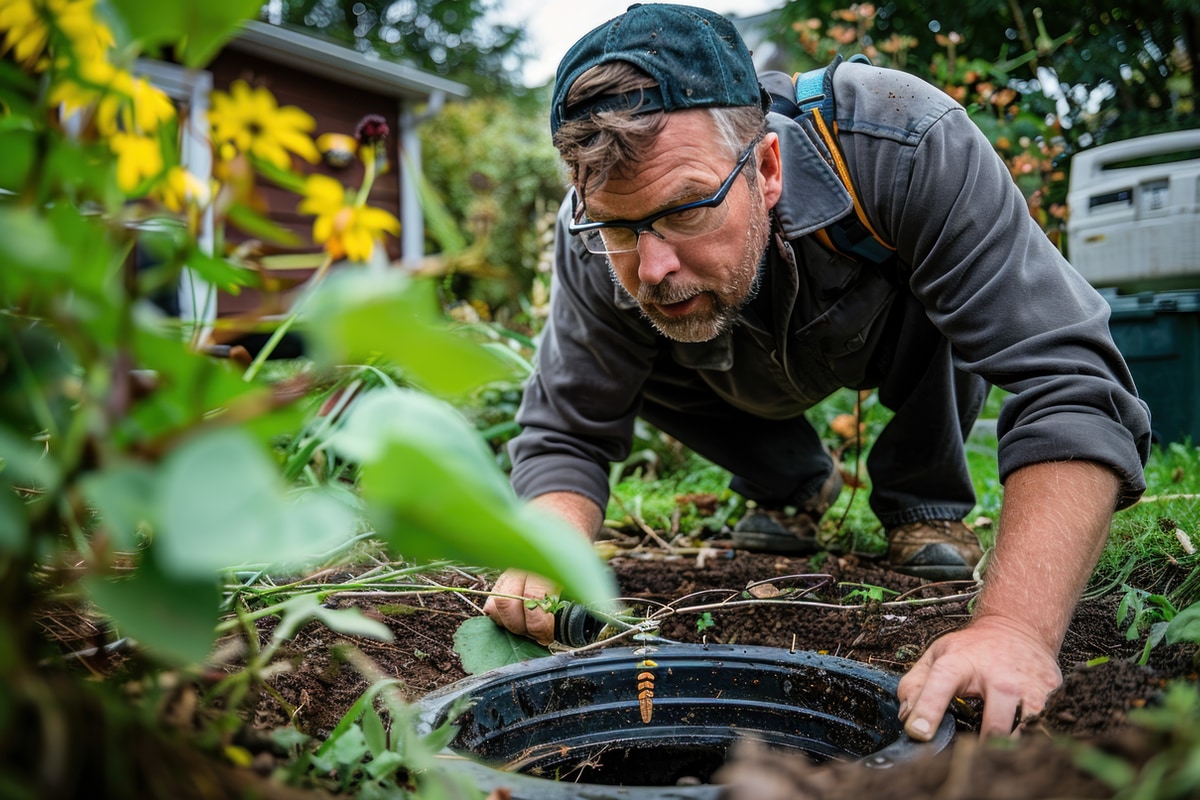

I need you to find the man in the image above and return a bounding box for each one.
[483,3,1151,742]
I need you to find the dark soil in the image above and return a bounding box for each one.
[239,540,1199,799]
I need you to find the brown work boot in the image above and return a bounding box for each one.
[731,468,843,554]
[886,520,984,581]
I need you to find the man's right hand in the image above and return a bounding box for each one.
[483,568,560,645]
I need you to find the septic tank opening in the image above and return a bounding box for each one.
[416,644,954,800]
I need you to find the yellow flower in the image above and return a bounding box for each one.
[154,166,212,213]
[0,0,112,70]
[209,80,320,170]
[51,60,174,138]
[128,75,175,132]
[110,131,162,192]
[299,174,399,262]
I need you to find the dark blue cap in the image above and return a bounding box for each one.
[550,3,768,135]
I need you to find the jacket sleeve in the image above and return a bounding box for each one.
[507,195,662,509]
[840,65,1152,507]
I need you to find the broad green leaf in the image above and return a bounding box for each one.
[105,0,263,68]
[157,428,355,576]
[1165,604,1200,646]
[452,615,550,675]
[0,130,36,192]
[118,324,302,446]
[0,207,74,276]
[78,464,159,551]
[0,487,28,554]
[85,557,221,665]
[305,270,513,397]
[332,389,617,610]
[0,426,61,493]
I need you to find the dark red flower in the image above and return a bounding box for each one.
[355,114,389,145]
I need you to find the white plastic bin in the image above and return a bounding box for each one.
[1066,130,1200,291]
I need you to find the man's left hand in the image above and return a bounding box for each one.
[896,614,1063,741]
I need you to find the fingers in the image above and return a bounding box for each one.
[896,649,960,742]
[896,622,1062,743]
[483,569,558,645]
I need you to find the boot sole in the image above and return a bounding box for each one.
[889,562,977,581]
[729,530,821,555]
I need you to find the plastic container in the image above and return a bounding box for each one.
[415,644,955,800]
[1067,130,1200,291]
[1105,289,1200,444]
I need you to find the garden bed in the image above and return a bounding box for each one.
[240,543,1198,799]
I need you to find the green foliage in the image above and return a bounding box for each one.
[608,448,741,538]
[272,0,529,97]
[0,0,615,795]
[1116,585,1178,666]
[1165,603,1200,651]
[107,0,264,66]
[758,1,1198,248]
[279,676,482,798]
[452,615,551,675]
[418,96,564,323]
[331,387,616,608]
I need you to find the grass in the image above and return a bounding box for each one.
[602,388,1200,606]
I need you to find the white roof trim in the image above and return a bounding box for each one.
[228,20,469,101]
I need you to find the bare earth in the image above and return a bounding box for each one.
[246,540,1199,799]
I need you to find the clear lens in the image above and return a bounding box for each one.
[584,228,636,255]
[580,203,731,255]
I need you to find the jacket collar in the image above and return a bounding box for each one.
[767,112,855,239]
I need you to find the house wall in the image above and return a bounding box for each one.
[206,49,404,317]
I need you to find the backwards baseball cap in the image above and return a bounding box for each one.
[550,3,769,135]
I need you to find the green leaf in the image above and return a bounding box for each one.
[327,724,369,767]
[78,464,159,551]
[305,270,514,397]
[105,0,263,68]
[363,749,405,781]
[0,130,36,192]
[0,206,74,277]
[181,246,257,294]
[85,556,221,665]
[361,705,388,757]
[332,389,617,610]
[413,166,468,254]
[250,154,310,194]
[156,428,355,576]
[226,202,302,246]
[1165,604,1200,646]
[270,595,393,645]
[0,487,28,554]
[0,425,61,493]
[452,615,550,675]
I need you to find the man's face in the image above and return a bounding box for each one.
[579,111,777,343]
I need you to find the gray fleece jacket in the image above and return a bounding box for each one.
[509,60,1151,513]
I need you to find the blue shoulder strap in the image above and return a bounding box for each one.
[767,54,895,268]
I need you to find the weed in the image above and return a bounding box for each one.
[1116,585,1179,665]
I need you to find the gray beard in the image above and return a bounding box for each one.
[627,201,771,343]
